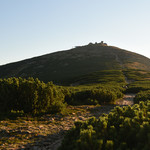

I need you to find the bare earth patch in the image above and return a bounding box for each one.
[0,94,135,150]
[115,94,136,105]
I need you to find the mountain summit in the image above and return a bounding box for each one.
[0,42,150,84]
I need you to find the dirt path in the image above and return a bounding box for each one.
[19,94,135,150]
[21,107,115,150]
[21,55,136,149]
[49,93,136,150]
[43,55,136,150]
[0,93,135,150]
[115,93,135,106]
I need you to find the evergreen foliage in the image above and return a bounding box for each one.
[0,77,65,114]
[127,81,150,93]
[71,70,125,85]
[59,100,150,150]
[62,84,124,105]
[134,90,150,103]
[123,69,150,81]
[0,77,125,114]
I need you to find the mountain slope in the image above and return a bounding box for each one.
[0,43,150,84]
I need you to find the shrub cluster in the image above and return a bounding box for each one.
[0,77,65,114]
[62,85,124,105]
[59,100,150,150]
[134,90,150,104]
[127,81,150,93]
[72,70,126,85]
[123,69,150,81]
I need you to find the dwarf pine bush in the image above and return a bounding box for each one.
[59,100,150,150]
[0,77,65,114]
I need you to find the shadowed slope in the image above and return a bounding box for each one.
[0,43,150,84]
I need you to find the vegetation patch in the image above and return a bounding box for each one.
[123,69,150,81]
[59,100,150,150]
[134,90,150,103]
[0,105,98,149]
[127,81,150,93]
[1,44,150,84]
[1,69,150,149]
[61,84,125,105]
[70,70,125,85]
[0,77,66,114]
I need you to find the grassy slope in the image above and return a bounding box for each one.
[123,69,150,81]
[70,70,125,85]
[0,44,150,84]
[123,69,150,93]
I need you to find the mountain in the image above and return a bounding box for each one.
[0,42,150,84]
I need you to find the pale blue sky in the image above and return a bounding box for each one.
[0,0,150,65]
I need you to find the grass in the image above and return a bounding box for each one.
[123,69,150,81]
[0,43,150,85]
[70,70,126,85]
[123,69,150,93]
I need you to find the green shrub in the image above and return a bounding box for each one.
[62,84,124,105]
[59,100,150,150]
[0,77,65,114]
[127,81,150,93]
[72,70,126,85]
[134,90,150,103]
[123,69,150,81]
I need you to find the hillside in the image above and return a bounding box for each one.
[0,42,150,84]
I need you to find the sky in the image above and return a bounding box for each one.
[0,0,150,65]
